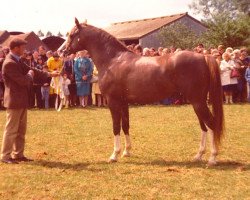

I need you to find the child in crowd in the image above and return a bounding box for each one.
[50,72,71,109]
[61,73,71,108]
[41,65,51,109]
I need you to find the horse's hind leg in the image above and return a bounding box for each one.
[193,103,218,165]
[108,99,122,162]
[193,119,207,162]
[121,103,131,157]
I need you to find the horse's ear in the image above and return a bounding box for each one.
[75,17,81,29]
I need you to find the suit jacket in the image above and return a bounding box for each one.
[2,53,49,109]
[63,60,74,76]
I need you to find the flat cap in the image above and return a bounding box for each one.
[9,37,27,49]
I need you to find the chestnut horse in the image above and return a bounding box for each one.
[64,18,224,165]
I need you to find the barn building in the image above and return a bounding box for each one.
[104,12,207,48]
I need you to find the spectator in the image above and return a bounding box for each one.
[237,48,250,102]
[92,65,106,107]
[46,50,53,60]
[23,51,34,67]
[196,44,204,53]
[74,50,93,107]
[162,48,171,56]
[32,50,40,66]
[143,48,150,56]
[41,65,51,109]
[0,50,4,109]
[31,56,44,108]
[211,49,222,65]
[158,47,164,56]
[149,48,157,56]
[47,52,63,72]
[134,44,143,56]
[225,47,233,55]
[218,45,225,56]
[220,52,238,104]
[38,46,47,63]
[245,64,250,102]
[47,52,63,107]
[233,49,245,103]
[64,54,77,107]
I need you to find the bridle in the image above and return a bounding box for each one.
[64,26,81,55]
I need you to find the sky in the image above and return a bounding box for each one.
[0,0,198,36]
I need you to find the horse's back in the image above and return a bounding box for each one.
[170,51,211,101]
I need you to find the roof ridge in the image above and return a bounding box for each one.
[112,12,188,25]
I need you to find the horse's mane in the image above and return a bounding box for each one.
[85,24,129,53]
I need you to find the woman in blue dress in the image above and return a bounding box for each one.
[74,50,93,107]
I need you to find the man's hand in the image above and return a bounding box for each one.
[82,75,87,81]
[50,71,60,77]
[28,70,34,78]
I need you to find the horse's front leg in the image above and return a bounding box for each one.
[108,101,122,162]
[121,103,131,157]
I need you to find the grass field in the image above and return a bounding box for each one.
[0,104,249,200]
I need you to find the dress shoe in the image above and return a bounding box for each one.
[1,158,19,164]
[13,157,34,162]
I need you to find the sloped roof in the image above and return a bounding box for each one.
[0,32,48,51]
[0,31,10,43]
[104,12,204,40]
[42,36,65,51]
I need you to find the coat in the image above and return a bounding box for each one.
[220,60,238,86]
[74,57,93,96]
[2,53,49,109]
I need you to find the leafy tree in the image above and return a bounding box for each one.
[199,14,250,48]
[158,22,201,50]
[189,0,250,48]
[46,31,53,37]
[57,31,63,37]
[37,30,44,37]
[189,0,249,18]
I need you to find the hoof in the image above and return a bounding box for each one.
[207,160,217,166]
[121,151,131,158]
[193,155,203,162]
[108,158,118,163]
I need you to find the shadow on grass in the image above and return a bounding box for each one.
[124,159,249,171]
[29,159,108,172]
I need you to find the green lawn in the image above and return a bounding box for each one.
[0,105,249,200]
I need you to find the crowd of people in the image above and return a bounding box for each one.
[0,43,250,110]
[128,43,250,104]
[0,45,107,110]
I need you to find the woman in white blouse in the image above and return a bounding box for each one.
[220,52,238,104]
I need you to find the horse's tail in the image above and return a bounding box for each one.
[205,55,224,147]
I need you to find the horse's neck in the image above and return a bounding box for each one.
[84,32,128,73]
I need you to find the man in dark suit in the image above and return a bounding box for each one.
[0,37,59,164]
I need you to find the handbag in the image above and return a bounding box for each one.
[90,75,98,83]
[230,68,240,78]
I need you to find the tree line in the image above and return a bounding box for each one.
[159,0,250,49]
[36,30,68,38]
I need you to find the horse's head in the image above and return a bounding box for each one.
[64,18,88,55]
